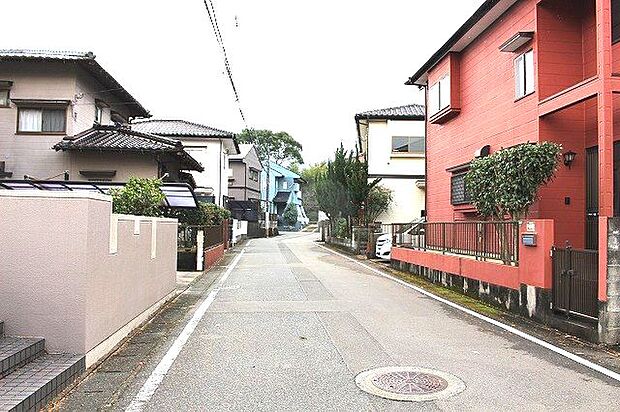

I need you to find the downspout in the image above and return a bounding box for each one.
[219,138,223,206]
[244,160,248,200]
[416,82,429,220]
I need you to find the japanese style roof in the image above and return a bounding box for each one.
[405,0,519,85]
[53,124,204,172]
[0,49,150,118]
[273,191,292,203]
[132,119,234,138]
[355,104,425,121]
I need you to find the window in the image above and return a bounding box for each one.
[451,173,471,205]
[0,89,9,107]
[515,50,534,99]
[249,168,259,182]
[282,181,288,190]
[95,105,103,124]
[429,75,451,115]
[614,0,620,43]
[17,107,66,133]
[392,136,425,154]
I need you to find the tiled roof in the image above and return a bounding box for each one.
[355,104,425,120]
[0,49,150,118]
[132,120,234,138]
[0,49,94,60]
[53,125,203,171]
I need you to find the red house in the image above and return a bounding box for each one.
[393,0,620,343]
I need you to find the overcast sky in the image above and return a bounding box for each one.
[1,0,483,165]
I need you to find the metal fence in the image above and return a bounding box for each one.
[394,221,520,265]
[552,246,599,320]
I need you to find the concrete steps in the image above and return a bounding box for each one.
[0,321,85,412]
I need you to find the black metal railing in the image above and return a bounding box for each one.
[393,221,520,266]
[552,245,599,320]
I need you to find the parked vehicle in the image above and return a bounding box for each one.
[375,218,425,260]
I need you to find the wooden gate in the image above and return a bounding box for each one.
[552,246,599,320]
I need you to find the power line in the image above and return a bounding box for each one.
[201,0,248,128]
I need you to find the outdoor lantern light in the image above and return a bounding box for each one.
[563,151,577,169]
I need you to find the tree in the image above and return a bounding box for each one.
[110,177,165,217]
[315,144,380,236]
[283,203,299,226]
[237,129,304,167]
[300,162,327,221]
[465,142,562,220]
[346,146,380,224]
[366,185,393,223]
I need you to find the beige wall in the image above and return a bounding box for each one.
[0,191,177,360]
[67,151,159,181]
[0,61,139,181]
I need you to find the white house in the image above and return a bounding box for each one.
[355,104,426,224]
[133,119,239,206]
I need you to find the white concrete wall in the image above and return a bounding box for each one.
[375,178,426,224]
[183,139,230,206]
[367,119,425,176]
[232,219,248,244]
[366,119,426,224]
[0,191,177,365]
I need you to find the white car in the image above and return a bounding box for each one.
[375,233,393,260]
[375,218,426,261]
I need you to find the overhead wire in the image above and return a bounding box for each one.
[201,0,248,128]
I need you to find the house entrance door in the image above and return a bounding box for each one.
[586,143,620,250]
[585,146,598,250]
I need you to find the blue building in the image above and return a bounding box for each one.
[261,162,309,230]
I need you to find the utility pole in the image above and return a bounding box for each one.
[265,149,271,238]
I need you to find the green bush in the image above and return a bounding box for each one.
[335,217,348,238]
[466,142,561,220]
[164,201,231,226]
[283,203,298,226]
[110,177,165,217]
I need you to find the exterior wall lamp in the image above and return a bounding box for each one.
[563,151,577,169]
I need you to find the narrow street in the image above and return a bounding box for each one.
[63,233,619,411]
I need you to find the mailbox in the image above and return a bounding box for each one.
[522,233,537,247]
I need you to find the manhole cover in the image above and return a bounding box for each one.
[355,367,465,402]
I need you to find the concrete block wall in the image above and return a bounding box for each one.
[0,190,177,364]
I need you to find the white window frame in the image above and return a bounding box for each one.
[95,104,103,124]
[515,49,535,99]
[391,136,425,154]
[0,89,9,107]
[429,75,451,116]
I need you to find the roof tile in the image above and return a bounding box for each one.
[355,104,425,120]
[132,119,234,138]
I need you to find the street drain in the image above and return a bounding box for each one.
[355,367,465,402]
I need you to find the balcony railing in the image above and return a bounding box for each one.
[392,221,520,266]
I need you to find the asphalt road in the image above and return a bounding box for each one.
[62,233,620,411]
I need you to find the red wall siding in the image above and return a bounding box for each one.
[538,104,587,247]
[537,0,596,99]
[426,0,537,222]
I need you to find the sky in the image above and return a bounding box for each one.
[0,0,484,165]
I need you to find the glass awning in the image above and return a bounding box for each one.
[0,180,198,208]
